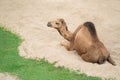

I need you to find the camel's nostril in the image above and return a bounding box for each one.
[47,22,52,27]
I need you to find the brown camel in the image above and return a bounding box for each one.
[47,18,116,66]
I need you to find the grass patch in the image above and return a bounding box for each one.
[0,27,101,80]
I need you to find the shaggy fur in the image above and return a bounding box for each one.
[47,18,116,65]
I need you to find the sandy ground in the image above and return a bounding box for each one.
[0,73,18,80]
[0,0,120,80]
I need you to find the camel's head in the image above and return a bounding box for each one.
[47,18,66,29]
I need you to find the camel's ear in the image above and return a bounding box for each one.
[59,18,66,25]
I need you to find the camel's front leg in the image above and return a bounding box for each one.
[61,40,74,51]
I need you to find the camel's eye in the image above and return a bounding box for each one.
[56,22,59,25]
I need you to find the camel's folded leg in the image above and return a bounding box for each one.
[81,53,97,63]
[61,40,74,51]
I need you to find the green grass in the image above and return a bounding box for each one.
[0,27,101,80]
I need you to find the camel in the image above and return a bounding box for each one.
[47,18,116,66]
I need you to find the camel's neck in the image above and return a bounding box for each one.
[57,26,73,41]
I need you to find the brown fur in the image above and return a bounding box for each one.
[47,18,116,66]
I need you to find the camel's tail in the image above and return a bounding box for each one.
[107,56,116,66]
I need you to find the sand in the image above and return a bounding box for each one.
[0,0,120,80]
[0,73,18,80]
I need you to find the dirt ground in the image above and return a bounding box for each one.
[0,73,18,80]
[0,0,120,80]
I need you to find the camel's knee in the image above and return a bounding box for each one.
[97,56,105,64]
[61,40,74,51]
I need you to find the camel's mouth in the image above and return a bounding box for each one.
[47,22,52,27]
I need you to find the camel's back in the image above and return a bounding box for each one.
[73,22,98,54]
[74,26,93,54]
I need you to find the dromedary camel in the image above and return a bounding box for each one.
[47,18,116,66]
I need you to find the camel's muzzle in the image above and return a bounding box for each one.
[47,22,52,27]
